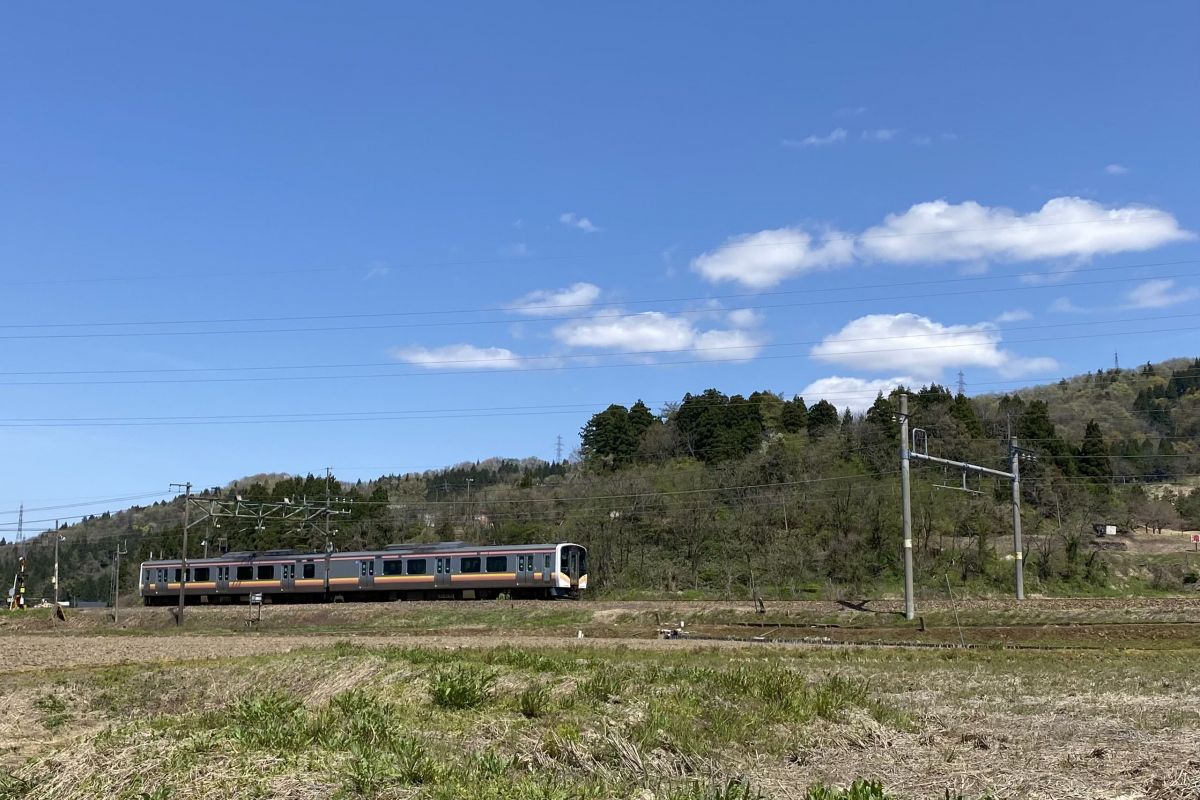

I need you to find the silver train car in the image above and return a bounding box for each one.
[139,541,588,604]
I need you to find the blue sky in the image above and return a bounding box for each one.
[1,2,1198,532]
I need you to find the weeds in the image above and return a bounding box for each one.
[804,780,891,800]
[429,665,497,709]
[518,683,551,718]
[33,693,71,731]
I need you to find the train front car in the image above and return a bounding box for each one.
[555,542,588,598]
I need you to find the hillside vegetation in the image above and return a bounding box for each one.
[3,358,1199,604]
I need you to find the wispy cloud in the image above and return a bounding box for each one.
[782,128,847,148]
[861,128,900,142]
[1105,163,1129,176]
[508,282,601,316]
[391,344,524,370]
[559,212,601,233]
[995,309,1032,323]
[499,242,529,257]
[1124,278,1200,309]
[363,263,391,280]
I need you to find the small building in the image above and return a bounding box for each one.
[1092,523,1118,537]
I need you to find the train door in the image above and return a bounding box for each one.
[216,565,230,594]
[540,551,554,587]
[516,553,534,587]
[155,567,169,594]
[281,562,296,593]
[358,558,375,590]
[434,557,452,588]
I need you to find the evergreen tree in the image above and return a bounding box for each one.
[780,395,808,433]
[628,400,656,438]
[806,399,840,435]
[1076,419,1110,481]
[580,405,638,465]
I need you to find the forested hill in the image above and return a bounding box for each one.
[3,357,1198,605]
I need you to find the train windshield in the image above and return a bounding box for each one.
[561,545,587,578]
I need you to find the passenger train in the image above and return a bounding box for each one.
[139,541,588,604]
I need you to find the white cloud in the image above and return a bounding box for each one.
[995,309,1032,323]
[508,282,601,316]
[810,312,1056,380]
[554,310,762,362]
[782,128,847,148]
[1105,164,1129,175]
[858,197,1192,265]
[799,376,914,413]
[691,227,856,288]
[693,196,1192,289]
[727,308,764,328]
[391,344,524,370]
[1124,278,1200,309]
[862,128,899,142]
[558,212,601,233]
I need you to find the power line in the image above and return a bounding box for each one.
[1,323,1196,388]
[1,217,1188,289]
[0,268,1195,343]
[2,312,1195,379]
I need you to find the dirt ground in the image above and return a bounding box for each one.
[2,599,1199,799]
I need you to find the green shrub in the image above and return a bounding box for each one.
[804,779,891,800]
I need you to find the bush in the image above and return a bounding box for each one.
[429,665,496,710]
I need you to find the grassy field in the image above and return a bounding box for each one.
[1,602,1198,799]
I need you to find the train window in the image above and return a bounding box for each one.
[173,569,182,582]
[360,560,374,577]
[236,566,253,580]
[435,558,443,575]
[257,565,274,580]
[545,554,552,570]
[302,563,315,579]
[407,559,427,575]
[143,570,150,582]
[485,556,507,573]
[383,560,402,576]
[282,564,294,580]
[460,557,481,574]
[194,567,210,582]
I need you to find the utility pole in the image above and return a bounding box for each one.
[170,482,192,625]
[902,401,1033,607]
[1011,438,1025,601]
[16,505,23,557]
[113,540,127,623]
[898,394,915,620]
[53,522,64,607]
[324,467,332,552]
